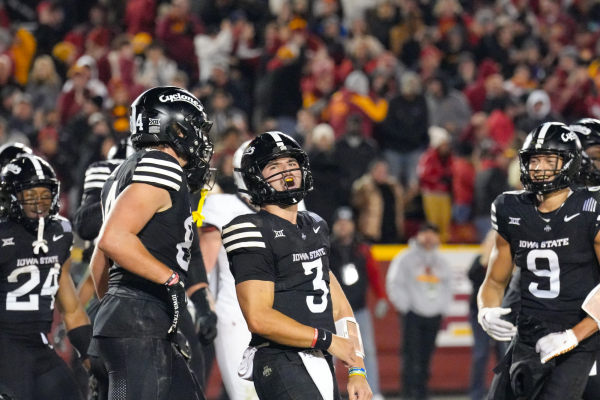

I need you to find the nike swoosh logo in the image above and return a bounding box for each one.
[313,226,320,233]
[564,213,580,222]
[53,234,63,241]
[322,331,327,340]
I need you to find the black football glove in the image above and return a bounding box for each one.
[190,287,218,345]
[165,272,187,337]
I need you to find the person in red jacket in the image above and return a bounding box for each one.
[417,126,454,242]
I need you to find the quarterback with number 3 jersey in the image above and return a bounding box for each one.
[224,132,372,400]
[479,122,600,400]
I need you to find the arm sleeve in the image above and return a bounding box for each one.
[386,254,410,313]
[187,230,208,286]
[133,151,184,192]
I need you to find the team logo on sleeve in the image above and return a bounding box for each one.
[1,237,14,246]
[274,229,285,238]
[509,217,520,225]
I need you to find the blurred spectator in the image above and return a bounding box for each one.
[34,2,65,57]
[468,230,503,400]
[473,144,512,242]
[419,45,443,82]
[0,116,29,146]
[136,42,178,87]
[425,72,472,138]
[329,206,388,400]
[124,0,157,35]
[7,93,36,145]
[59,93,103,164]
[62,56,110,107]
[26,55,62,112]
[452,142,475,225]
[376,71,428,194]
[486,97,519,149]
[335,114,378,206]
[194,20,233,84]
[207,89,246,143]
[503,63,537,99]
[304,123,341,227]
[58,66,90,126]
[365,1,398,50]
[389,0,425,62]
[386,222,453,400]
[155,0,204,78]
[37,125,72,192]
[463,59,500,112]
[352,158,404,244]
[0,55,20,102]
[10,27,37,86]
[291,108,317,146]
[106,35,145,98]
[417,126,454,243]
[451,52,476,90]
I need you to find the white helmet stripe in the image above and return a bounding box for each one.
[535,122,564,149]
[266,131,287,151]
[22,154,45,179]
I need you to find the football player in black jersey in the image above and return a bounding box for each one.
[224,132,372,400]
[478,122,600,399]
[0,154,91,400]
[88,87,214,400]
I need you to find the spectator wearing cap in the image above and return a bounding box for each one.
[155,0,204,79]
[352,158,404,244]
[304,123,341,227]
[329,206,388,400]
[376,71,428,195]
[417,126,453,243]
[327,70,388,138]
[61,55,110,107]
[386,222,453,400]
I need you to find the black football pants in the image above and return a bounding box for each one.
[252,348,341,400]
[0,331,84,400]
[95,336,204,400]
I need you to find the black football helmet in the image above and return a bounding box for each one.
[570,118,600,186]
[107,136,135,160]
[0,154,60,231]
[519,122,582,194]
[237,132,313,206]
[0,142,33,168]
[129,87,214,190]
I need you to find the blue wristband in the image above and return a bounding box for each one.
[348,367,367,379]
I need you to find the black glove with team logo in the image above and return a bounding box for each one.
[165,271,187,338]
[190,287,218,345]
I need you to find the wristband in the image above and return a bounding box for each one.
[348,367,367,379]
[313,328,333,351]
[67,324,92,360]
[165,271,179,286]
[311,328,319,348]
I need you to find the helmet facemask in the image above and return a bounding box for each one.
[519,149,579,194]
[239,149,313,206]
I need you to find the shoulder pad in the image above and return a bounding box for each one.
[303,211,323,223]
[133,150,184,192]
[52,215,72,233]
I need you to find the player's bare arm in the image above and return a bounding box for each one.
[56,258,90,330]
[330,272,372,400]
[198,227,222,274]
[89,245,110,299]
[478,232,513,309]
[98,182,174,284]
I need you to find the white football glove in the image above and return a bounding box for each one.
[535,329,578,364]
[478,307,517,341]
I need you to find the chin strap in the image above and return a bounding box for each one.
[32,217,48,254]
[192,188,208,227]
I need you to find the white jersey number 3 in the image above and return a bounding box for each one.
[303,258,329,313]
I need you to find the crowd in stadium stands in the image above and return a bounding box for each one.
[1,0,600,244]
